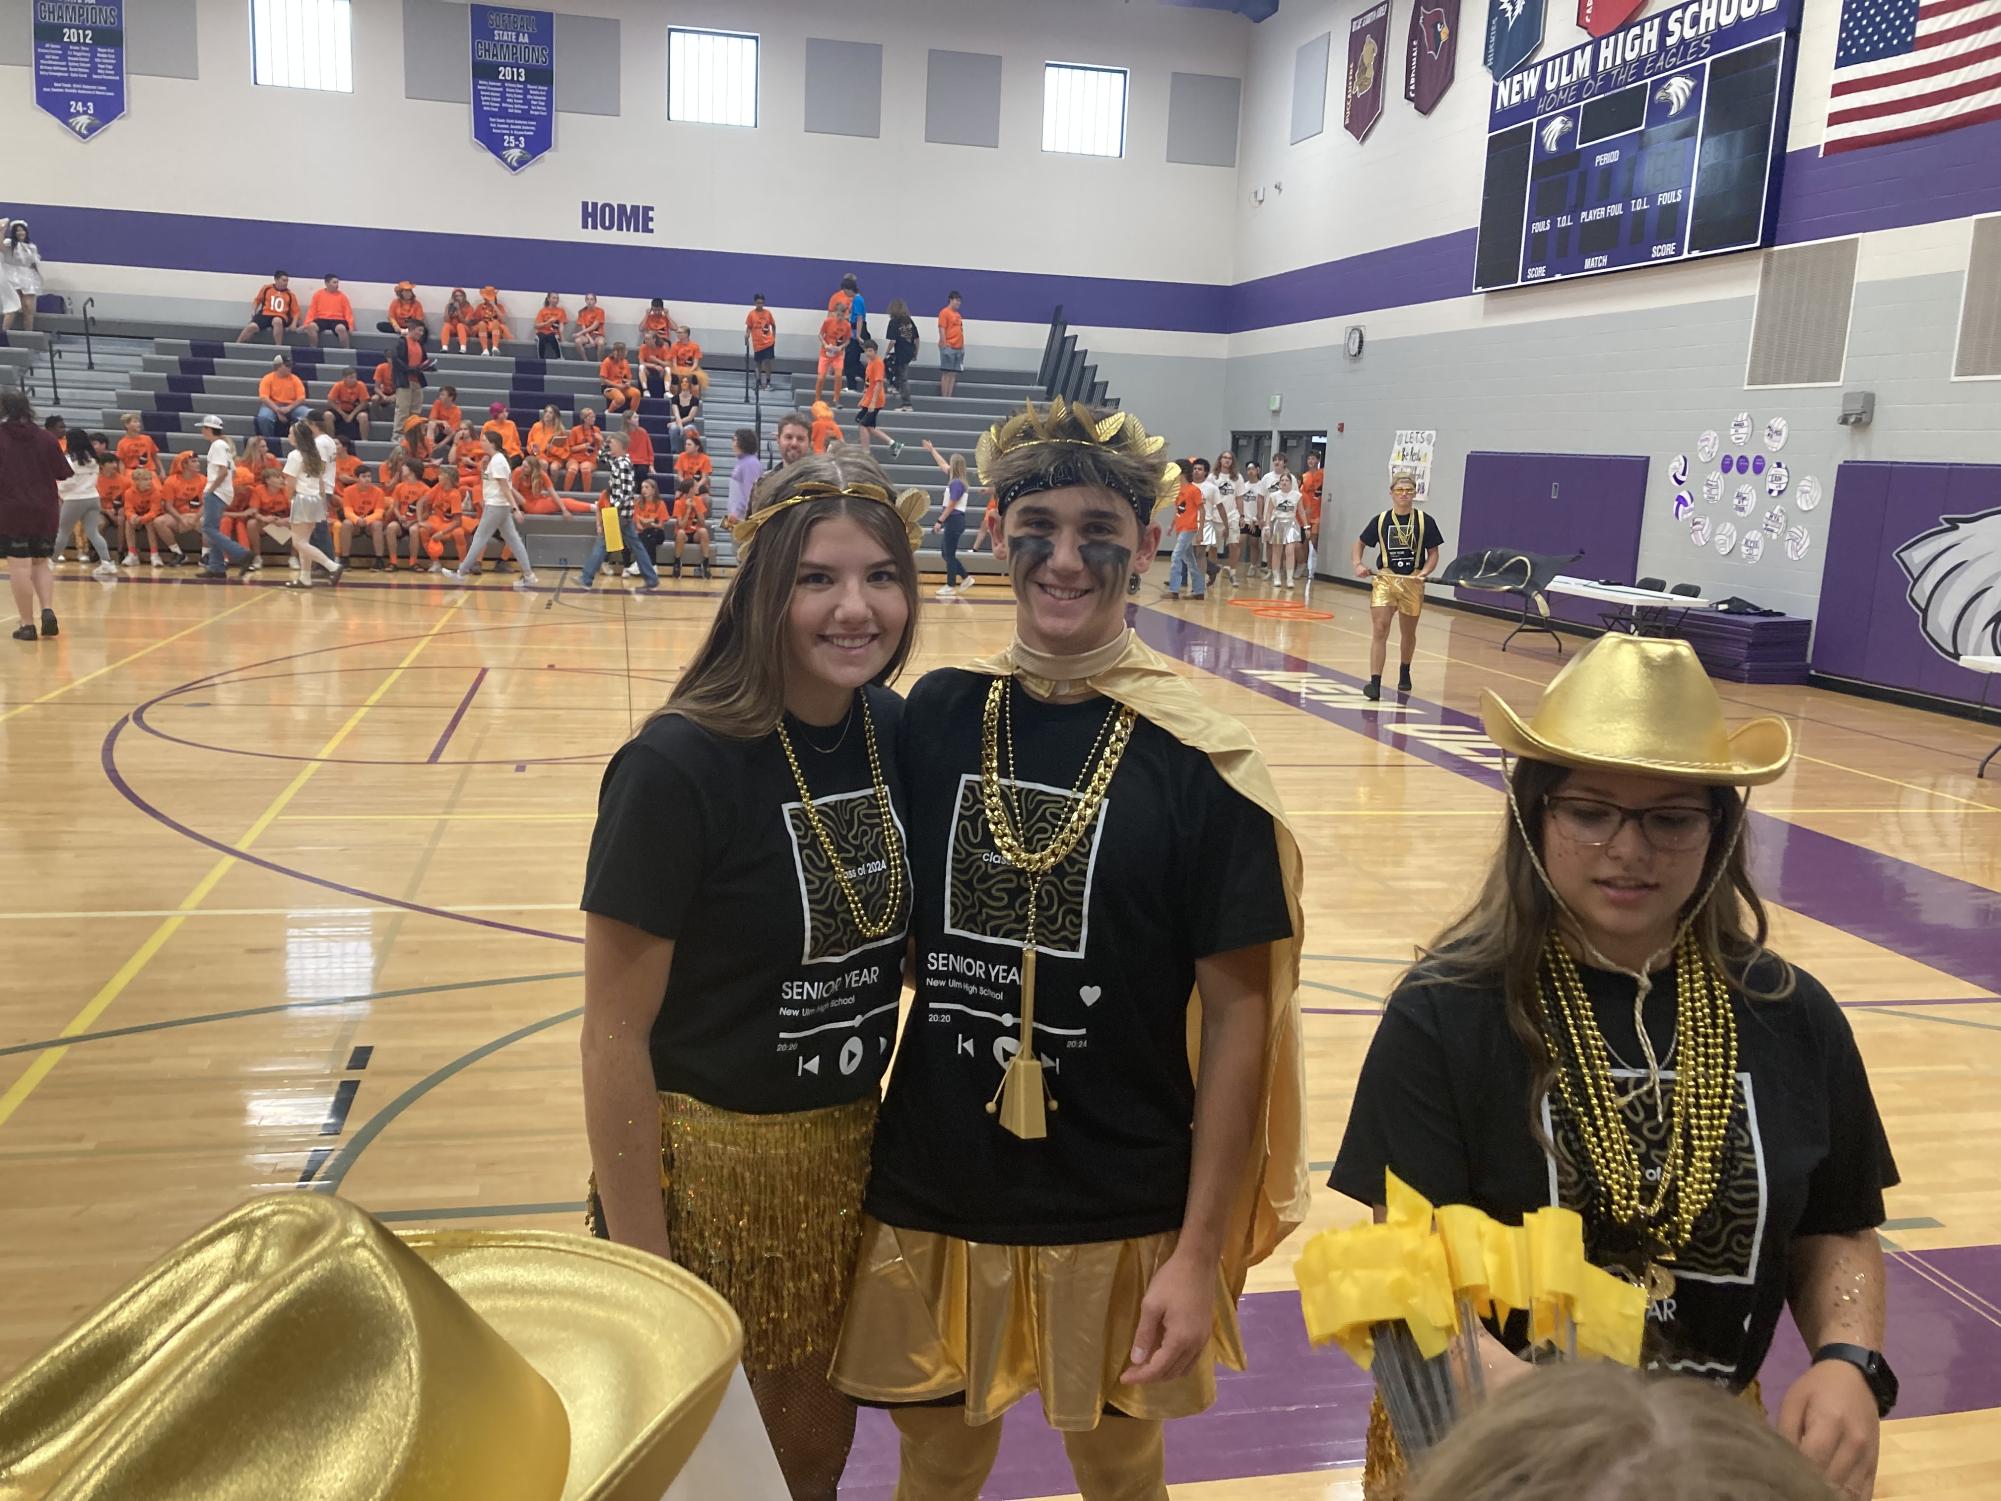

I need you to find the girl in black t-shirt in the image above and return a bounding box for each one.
[579,449,929,1500]
[1332,634,1897,1501]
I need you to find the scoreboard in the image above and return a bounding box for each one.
[1473,0,1802,293]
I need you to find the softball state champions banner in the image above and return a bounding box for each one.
[32,0,126,141]
[1486,0,1548,77]
[1346,1,1393,142]
[1407,0,1463,114]
[470,6,554,173]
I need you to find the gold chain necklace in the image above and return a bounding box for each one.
[978,676,1137,1138]
[775,696,908,942]
[1537,931,1738,1300]
[1388,507,1418,551]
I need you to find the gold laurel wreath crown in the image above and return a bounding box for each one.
[729,480,931,554]
[974,398,1183,516]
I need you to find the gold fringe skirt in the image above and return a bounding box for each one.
[586,1090,876,1379]
[827,1216,1247,1431]
[1360,1377,1765,1498]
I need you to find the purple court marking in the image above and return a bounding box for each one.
[427,667,489,763]
[1134,609,2001,996]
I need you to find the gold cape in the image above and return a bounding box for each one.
[964,627,1310,1290]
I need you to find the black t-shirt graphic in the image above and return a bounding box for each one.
[866,669,1292,1245]
[580,685,909,1114]
[1359,508,1446,574]
[1332,956,1897,1389]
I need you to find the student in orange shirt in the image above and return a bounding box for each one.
[120,466,182,565]
[386,460,431,570]
[448,418,483,474]
[513,455,561,515]
[115,413,159,474]
[221,458,265,565]
[852,338,905,459]
[574,293,607,361]
[425,385,462,449]
[533,293,566,359]
[482,401,523,462]
[256,355,311,440]
[95,454,128,534]
[163,447,207,510]
[670,476,713,580]
[565,408,603,491]
[808,400,843,454]
[326,367,371,442]
[387,282,426,336]
[622,414,654,488]
[599,344,641,413]
[419,466,476,570]
[239,272,299,346]
[1299,452,1325,576]
[638,297,672,346]
[971,487,1001,554]
[472,285,511,354]
[937,289,965,398]
[439,288,473,353]
[527,404,570,465]
[745,293,777,389]
[306,274,355,348]
[638,331,672,401]
[667,326,704,381]
[813,309,852,406]
[631,478,671,569]
[338,471,387,565]
[1167,455,1207,599]
[333,436,365,493]
[367,357,397,426]
[672,429,712,494]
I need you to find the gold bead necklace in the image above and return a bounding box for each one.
[775,694,908,942]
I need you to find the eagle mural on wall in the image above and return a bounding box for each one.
[1896,507,2001,660]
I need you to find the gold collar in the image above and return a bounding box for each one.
[1005,630,1137,702]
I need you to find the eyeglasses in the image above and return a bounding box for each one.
[1543,796,1720,852]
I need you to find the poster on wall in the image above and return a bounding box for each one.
[1578,0,1647,40]
[1484,0,1547,78]
[1391,429,1439,501]
[470,6,555,173]
[1346,2,1393,142]
[31,0,126,141]
[1406,0,1462,115]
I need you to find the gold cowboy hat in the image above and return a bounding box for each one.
[0,1194,741,1500]
[1480,633,1792,785]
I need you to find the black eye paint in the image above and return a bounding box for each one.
[1007,534,1053,593]
[1079,541,1133,597]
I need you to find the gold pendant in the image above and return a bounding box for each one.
[989,943,1051,1139]
[1644,1262,1677,1301]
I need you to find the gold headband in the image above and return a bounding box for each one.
[975,398,1182,515]
[729,480,930,554]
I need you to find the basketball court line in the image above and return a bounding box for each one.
[0,600,467,1131]
[0,591,267,725]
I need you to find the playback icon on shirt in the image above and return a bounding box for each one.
[797,1035,880,1077]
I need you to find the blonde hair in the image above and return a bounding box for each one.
[1407,1364,1839,1501]
[948,453,967,482]
[290,421,324,480]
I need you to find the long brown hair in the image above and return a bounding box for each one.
[659,448,919,739]
[1411,757,1788,1147]
[1407,1363,1839,1501]
[290,422,324,480]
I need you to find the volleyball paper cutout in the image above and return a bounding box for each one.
[1697,430,1720,462]
[1763,506,1786,537]
[1669,453,1689,485]
[1703,472,1724,504]
[1690,516,1711,547]
[1785,526,1810,561]
[1895,507,2001,659]
[1764,416,1788,451]
[1795,476,1823,512]
[1766,461,1790,498]
[1730,412,1751,447]
[1733,484,1755,516]
[1739,532,1765,564]
[1673,491,1693,518]
[1714,521,1739,554]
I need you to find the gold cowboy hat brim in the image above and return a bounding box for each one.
[1477,634,1793,786]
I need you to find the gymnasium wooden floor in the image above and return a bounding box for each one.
[2,560,1998,1499]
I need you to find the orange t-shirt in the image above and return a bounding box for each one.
[639,309,672,340]
[827,290,854,321]
[472,298,507,326]
[1172,482,1202,533]
[482,419,522,457]
[818,315,851,352]
[385,480,427,520]
[327,376,368,415]
[576,305,606,334]
[451,434,483,470]
[334,452,363,489]
[674,493,709,527]
[97,472,131,510]
[599,358,634,387]
[527,421,570,460]
[938,306,964,349]
[253,283,297,320]
[430,399,462,431]
[512,466,553,505]
[810,415,842,453]
[569,425,603,458]
[389,295,426,328]
[343,481,386,521]
[164,451,206,505]
[639,340,670,371]
[634,495,671,529]
[862,356,886,409]
[372,361,395,397]
[308,289,353,327]
[668,339,702,368]
[259,371,307,408]
[1298,469,1324,523]
[534,306,566,335]
[746,308,775,351]
[126,477,166,523]
[675,451,712,487]
[116,432,159,472]
[423,480,469,522]
[443,299,472,327]
[626,426,654,467]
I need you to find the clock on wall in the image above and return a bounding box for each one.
[1345,325,1366,359]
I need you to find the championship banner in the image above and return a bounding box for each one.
[470,6,554,173]
[1345,1,1393,143]
[1578,0,1647,39]
[1391,429,1439,502]
[32,0,126,141]
[1406,0,1462,115]
[1485,0,1547,77]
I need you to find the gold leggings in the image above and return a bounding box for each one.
[889,1403,1167,1501]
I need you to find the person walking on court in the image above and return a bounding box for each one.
[0,388,71,639]
[921,438,971,598]
[55,429,117,577]
[451,429,541,589]
[580,450,925,1500]
[280,420,343,590]
[196,417,254,579]
[577,432,657,592]
[1352,467,1443,700]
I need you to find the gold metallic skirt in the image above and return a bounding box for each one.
[1370,572,1426,617]
[586,1090,876,1379]
[827,1216,1247,1431]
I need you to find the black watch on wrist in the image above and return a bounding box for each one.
[1813,1343,1898,1417]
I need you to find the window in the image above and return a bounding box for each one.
[1043,62,1127,157]
[669,27,759,128]
[250,0,353,92]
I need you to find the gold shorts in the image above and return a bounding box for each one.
[1370,572,1426,617]
[586,1090,877,1378]
[828,1217,1246,1430]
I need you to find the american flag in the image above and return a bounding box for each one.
[1823,0,2001,154]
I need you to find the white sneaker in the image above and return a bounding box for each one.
[935,584,959,599]
[515,574,539,589]
[121,552,139,565]
[248,557,263,571]
[624,562,640,576]
[149,554,164,568]
[289,555,301,569]
[93,562,118,579]
[430,562,445,573]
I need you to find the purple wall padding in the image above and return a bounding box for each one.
[1455,451,1651,628]
[1812,461,2001,708]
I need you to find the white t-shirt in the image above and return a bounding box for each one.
[314,431,338,474]
[58,457,99,503]
[1268,483,1300,521]
[483,452,515,509]
[283,447,325,499]
[206,439,235,504]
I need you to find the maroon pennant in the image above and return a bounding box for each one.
[1578,0,1647,39]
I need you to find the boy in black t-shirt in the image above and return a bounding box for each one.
[1351,467,1445,700]
[830,400,1309,1496]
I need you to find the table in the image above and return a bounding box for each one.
[1964,655,2001,779]
[1548,576,1714,638]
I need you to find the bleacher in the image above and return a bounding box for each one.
[88,325,1063,576]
